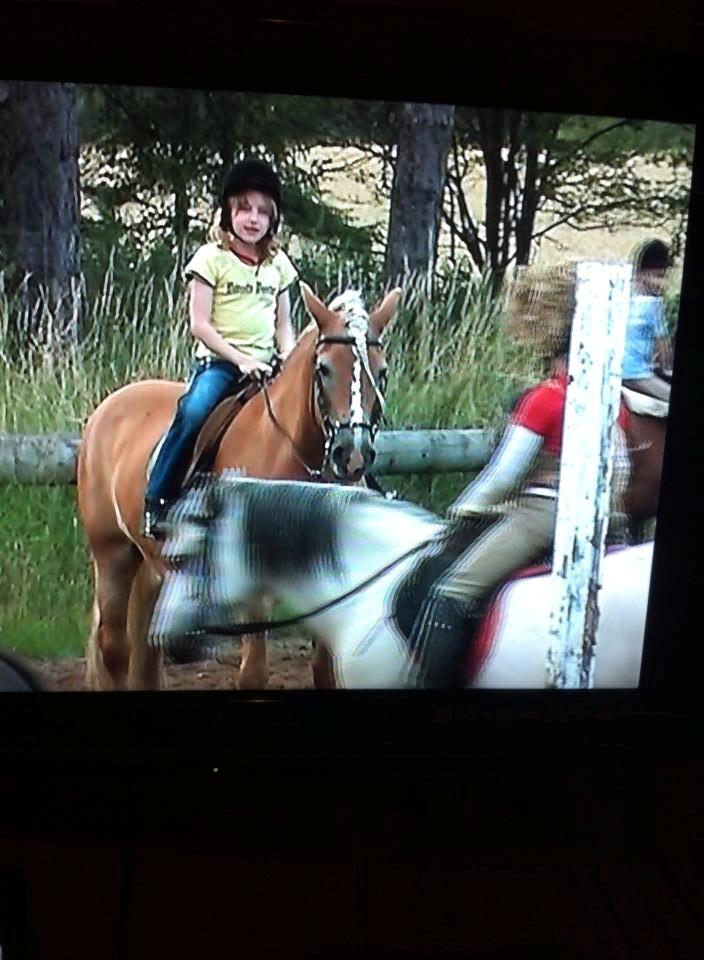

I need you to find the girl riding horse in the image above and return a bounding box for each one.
[621,238,674,404]
[143,158,297,538]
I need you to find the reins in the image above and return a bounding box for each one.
[257,372,326,479]
[183,534,437,640]
[255,330,385,480]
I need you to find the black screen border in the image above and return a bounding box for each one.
[1,1,702,771]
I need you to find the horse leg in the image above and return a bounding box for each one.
[239,633,269,689]
[237,596,272,689]
[126,561,165,690]
[311,639,336,689]
[85,543,141,691]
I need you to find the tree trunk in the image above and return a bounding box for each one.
[1,81,82,348]
[477,108,505,275]
[515,137,540,266]
[474,109,544,280]
[385,102,455,286]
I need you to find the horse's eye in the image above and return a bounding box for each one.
[377,368,388,390]
[317,361,332,379]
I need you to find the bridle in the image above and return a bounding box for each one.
[315,332,386,465]
[181,533,436,641]
[257,329,387,480]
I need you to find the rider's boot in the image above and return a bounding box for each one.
[409,590,482,688]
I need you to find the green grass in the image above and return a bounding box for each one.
[0,259,542,658]
[0,486,91,656]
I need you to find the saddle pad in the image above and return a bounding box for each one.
[621,386,669,418]
[465,542,632,683]
[145,432,168,489]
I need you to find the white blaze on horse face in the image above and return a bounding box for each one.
[328,291,371,432]
[350,347,364,427]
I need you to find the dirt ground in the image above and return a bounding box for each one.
[29,633,315,691]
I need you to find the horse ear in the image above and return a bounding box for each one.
[370,288,402,334]
[299,281,338,331]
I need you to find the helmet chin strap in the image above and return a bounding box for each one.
[227,226,269,254]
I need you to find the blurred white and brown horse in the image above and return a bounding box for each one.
[149,476,653,689]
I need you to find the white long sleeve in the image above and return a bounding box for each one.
[449,424,543,516]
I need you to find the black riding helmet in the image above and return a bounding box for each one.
[220,158,282,235]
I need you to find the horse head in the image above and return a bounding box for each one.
[300,283,400,482]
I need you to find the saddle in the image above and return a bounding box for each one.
[146,377,263,497]
[183,379,262,486]
[391,514,551,682]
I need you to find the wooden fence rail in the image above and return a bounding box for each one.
[0,429,493,485]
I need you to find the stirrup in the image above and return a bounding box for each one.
[141,500,170,540]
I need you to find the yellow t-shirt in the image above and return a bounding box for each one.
[184,243,298,362]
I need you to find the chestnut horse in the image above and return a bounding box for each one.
[621,391,668,538]
[77,283,400,690]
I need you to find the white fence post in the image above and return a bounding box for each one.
[546,261,631,689]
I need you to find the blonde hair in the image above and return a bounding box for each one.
[208,194,280,261]
[503,262,577,361]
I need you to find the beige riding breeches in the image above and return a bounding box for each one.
[438,494,558,604]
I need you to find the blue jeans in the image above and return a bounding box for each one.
[145,358,249,506]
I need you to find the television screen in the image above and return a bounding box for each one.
[0,73,695,694]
